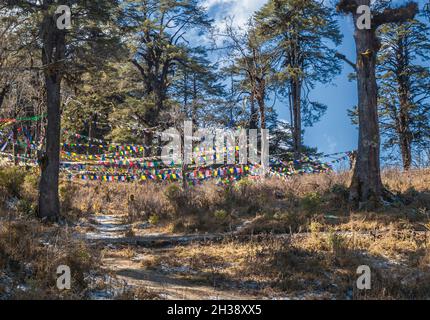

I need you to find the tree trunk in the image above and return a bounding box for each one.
[399,132,412,170]
[192,74,197,125]
[38,75,62,221]
[144,131,153,157]
[0,85,9,110]
[397,57,412,171]
[291,79,302,160]
[12,124,18,166]
[154,82,166,118]
[38,7,65,221]
[249,90,258,130]
[338,0,418,210]
[398,103,412,171]
[181,131,188,190]
[349,19,384,209]
[256,78,266,130]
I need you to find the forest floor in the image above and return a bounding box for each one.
[75,210,430,300]
[78,213,270,299]
[1,168,430,299]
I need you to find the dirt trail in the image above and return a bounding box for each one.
[103,255,261,300]
[85,214,130,240]
[80,213,419,300]
[82,213,262,300]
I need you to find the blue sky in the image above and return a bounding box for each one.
[203,0,429,157]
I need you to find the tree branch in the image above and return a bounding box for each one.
[373,2,418,27]
[335,52,356,71]
[336,0,358,14]
[130,59,145,78]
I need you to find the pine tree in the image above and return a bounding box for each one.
[223,18,279,130]
[120,0,212,153]
[377,17,430,170]
[255,0,342,159]
[171,47,225,127]
[5,0,123,221]
[0,5,27,110]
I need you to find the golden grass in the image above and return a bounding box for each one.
[1,167,430,299]
[0,219,103,299]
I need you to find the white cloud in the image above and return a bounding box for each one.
[323,134,338,154]
[203,0,268,29]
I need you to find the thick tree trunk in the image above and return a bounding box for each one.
[349,19,384,209]
[291,79,302,160]
[38,6,65,221]
[337,0,418,209]
[39,75,62,221]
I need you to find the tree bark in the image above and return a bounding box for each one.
[291,79,302,160]
[398,99,412,171]
[337,0,418,209]
[249,90,258,130]
[397,39,413,171]
[349,25,384,208]
[38,5,65,221]
[346,1,384,209]
[131,57,168,126]
[12,124,18,165]
[0,85,9,110]
[144,131,153,157]
[256,78,266,130]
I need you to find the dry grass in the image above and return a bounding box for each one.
[100,167,430,299]
[61,168,430,299]
[0,219,105,299]
[29,168,422,236]
[1,167,430,299]
[135,226,430,299]
[114,286,161,300]
[61,169,430,233]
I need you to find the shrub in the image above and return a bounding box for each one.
[124,184,169,220]
[301,192,322,214]
[21,172,39,202]
[17,199,35,217]
[0,167,26,198]
[234,178,253,194]
[326,228,346,255]
[213,209,228,220]
[164,183,182,202]
[0,219,102,299]
[163,183,192,217]
[309,220,324,234]
[330,183,349,199]
[59,181,82,221]
[148,214,159,225]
